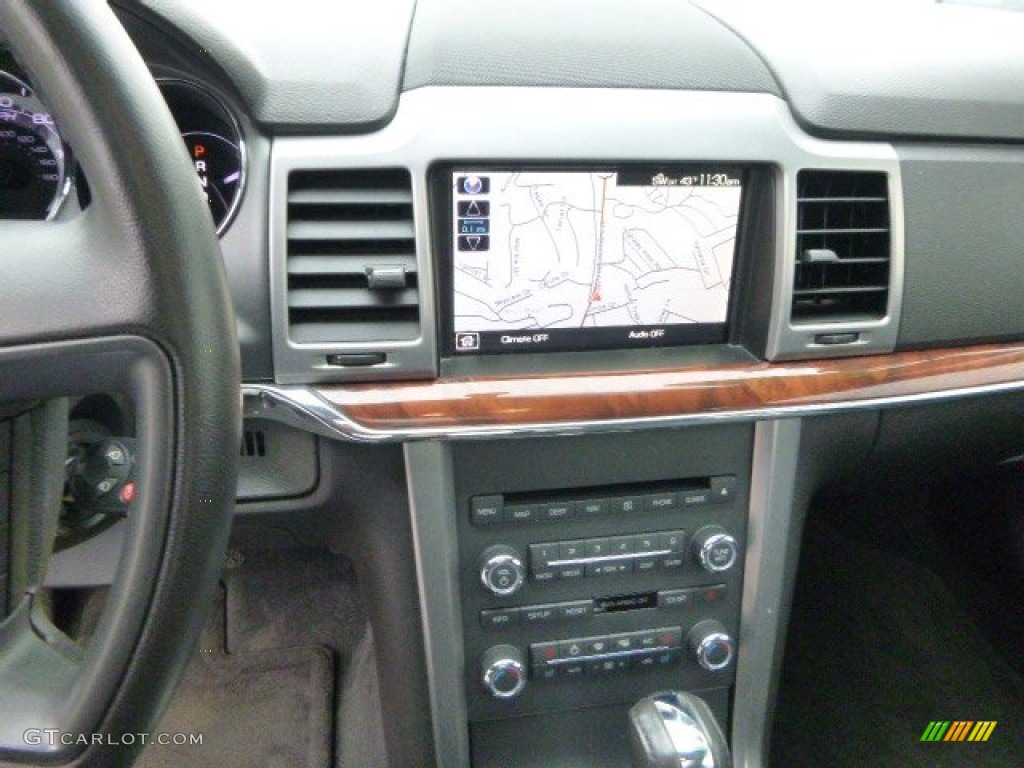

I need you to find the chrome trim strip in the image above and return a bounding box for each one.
[403,442,471,768]
[545,549,674,567]
[542,644,678,666]
[242,377,1024,443]
[732,420,802,768]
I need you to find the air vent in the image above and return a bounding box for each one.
[286,168,419,344]
[240,428,266,458]
[792,171,891,323]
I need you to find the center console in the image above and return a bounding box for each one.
[451,425,751,765]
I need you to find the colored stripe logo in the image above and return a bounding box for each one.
[921,721,997,742]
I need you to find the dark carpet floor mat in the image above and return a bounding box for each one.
[136,644,334,768]
[771,520,1024,767]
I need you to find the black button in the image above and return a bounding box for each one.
[540,501,574,521]
[699,584,727,604]
[557,600,593,620]
[634,558,658,574]
[480,608,520,629]
[658,589,693,609]
[634,653,658,669]
[654,649,682,666]
[560,639,587,660]
[609,496,643,515]
[559,540,587,560]
[457,234,490,252]
[815,332,859,345]
[586,637,611,655]
[608,536,633,556]
[660,555,685,570]
[659,530,686,553]
[586,561,633,577]
[504,504,537,524]
[522,605,558,624]
[326,353,387,367]
[530,643,560,665]
[532,568,558,584]
[532,665,558,681]
[561,663,585,679]
[586,658,619,675]
[471,495,503,525]
[710,475,737,505]
[585,538,611,558]
[529,542,560,567]
[681,489,710,507]
[632,533,659,553]
[576,498,609,516]
[557,565,585,580]
[458,200,490,217]
[608,633,635,652]
[645,492,679,512]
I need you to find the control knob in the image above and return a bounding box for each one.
[481,644,527,699]
[688,620,735,671]
[479,544,526,596]
[692,525,740,574]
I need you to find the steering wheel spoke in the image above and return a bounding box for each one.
[0,2,240,764]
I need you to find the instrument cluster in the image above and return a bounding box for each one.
[1,51,245,234]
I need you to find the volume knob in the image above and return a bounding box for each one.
[481,645,527,699]
[479,545,526,596]
[692,525,740,574]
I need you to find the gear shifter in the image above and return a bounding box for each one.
[629,691,732,768]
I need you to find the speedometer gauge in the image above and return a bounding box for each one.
[0,69,69,219]
[158,79,245,235]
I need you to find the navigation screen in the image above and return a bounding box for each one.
[448,167,743,355]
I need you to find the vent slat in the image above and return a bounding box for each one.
[288,287,420,309]
[287,219,416,241]
[288,188,413,205]
[796,228,889,235]
[285,167,420,345]
[288,254,418,276]
[792,170,891,324]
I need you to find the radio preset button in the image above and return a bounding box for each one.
[585,538,611,558]
[559,540,587,560]
[529,542,560,567]
[632,533,659,552]
[608,536,634,556]
[659,530,687,553]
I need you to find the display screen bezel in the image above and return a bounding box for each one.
[434,163,749,358]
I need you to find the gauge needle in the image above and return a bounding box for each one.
[223,171,240,184]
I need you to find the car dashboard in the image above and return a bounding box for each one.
[3,1,1024,766]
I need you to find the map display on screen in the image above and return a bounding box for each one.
[449,168,742,354]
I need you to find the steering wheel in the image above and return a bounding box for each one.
[0,2,239,765]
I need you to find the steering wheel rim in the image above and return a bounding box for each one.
[0,2,239,765]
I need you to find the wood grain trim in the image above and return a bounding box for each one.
[315,343,1024,434]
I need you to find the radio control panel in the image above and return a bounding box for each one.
[452,427,752,724]
[458,474,747,721]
